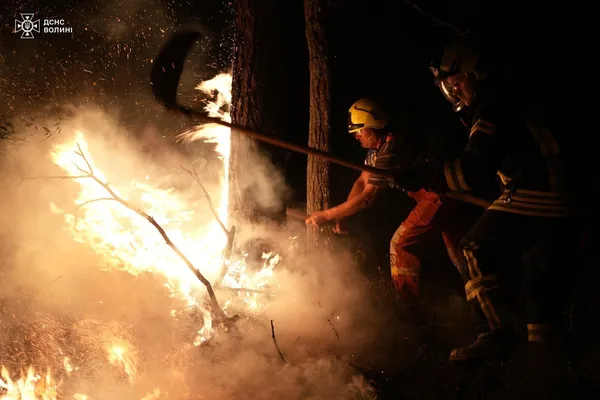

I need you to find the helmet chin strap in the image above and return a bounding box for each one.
[453,101,466,112]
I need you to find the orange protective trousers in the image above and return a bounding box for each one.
[389,188,480,297]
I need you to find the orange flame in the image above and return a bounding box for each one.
[0,366,57,400]
[107,339,138,383]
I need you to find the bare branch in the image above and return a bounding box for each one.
[270,320,287,363]
[22,175,90,182]
[403,0,469,37]
[75,143,94,174]
[181,161,229,236]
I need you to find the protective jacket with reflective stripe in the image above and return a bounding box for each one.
[441,83,573,218]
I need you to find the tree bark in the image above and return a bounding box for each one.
[230,0,278,228]
[304,0,333,248]
[230,0,302,238]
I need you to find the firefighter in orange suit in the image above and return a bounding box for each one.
[392,40,581,361]
[305,98,482,300]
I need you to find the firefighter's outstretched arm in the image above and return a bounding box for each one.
[394,103,507,193]
[305,171,380,226]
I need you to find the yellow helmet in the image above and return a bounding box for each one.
[347,98,390,133]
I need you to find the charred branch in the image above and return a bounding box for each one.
[327,318,339,340]
[270,320,287,363]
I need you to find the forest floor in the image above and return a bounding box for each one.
[353,279,600,400]
[343,199,600,400]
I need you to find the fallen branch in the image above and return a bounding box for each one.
[27,143,229,322]
[270,320,287,363]
[327,318,340,340]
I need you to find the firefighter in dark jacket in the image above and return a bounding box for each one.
[306,98,482,300]
[393,40,580,361]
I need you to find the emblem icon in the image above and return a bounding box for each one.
[14,13,40,39]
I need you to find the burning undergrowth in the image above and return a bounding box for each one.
[0,74,381,399]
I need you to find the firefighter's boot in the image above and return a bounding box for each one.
[449,329,513,362]
[525,325,562,377]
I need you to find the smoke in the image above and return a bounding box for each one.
[0,104,385,399]
[230,136,288,217]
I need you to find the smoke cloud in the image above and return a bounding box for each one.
[0,103,385,399]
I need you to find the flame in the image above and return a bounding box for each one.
[0,365,159,399]
[0,366,57,400]
[62,358,75,376]
[5,74,287,399]
[51,73,225,299]
[48,72,278,342]
[176,72,232,223]
[50,134,219,305]
[221,252,279,310]
[107,339,138,383]
[141,388,160,400]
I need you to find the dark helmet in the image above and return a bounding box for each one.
[429,40,489,112]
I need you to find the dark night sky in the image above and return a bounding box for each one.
[1,0,232,131]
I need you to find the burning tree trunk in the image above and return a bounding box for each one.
[230,0,292,229]
[304,0,334,247]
